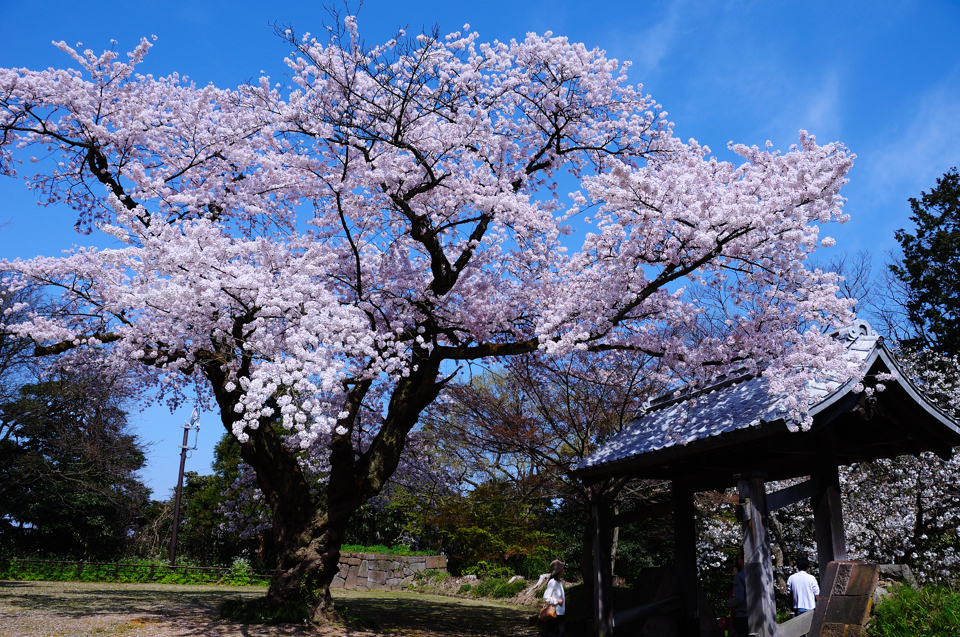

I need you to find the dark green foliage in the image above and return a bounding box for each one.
[460,560,515,580]
[536,496,674,587]
[162,433,267,568]
[176,470,247,566]
[0,558,268,586]
[420,351,661,585]
[343,500,412,548]
[615,512,675,585]
[536,500,587,578]
[411,481,553,578]
[891,168,960,357]
[0,373,150,560]
[870,585,960,637]
[218,596,310,625]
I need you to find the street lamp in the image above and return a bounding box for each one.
[168,407,200,567]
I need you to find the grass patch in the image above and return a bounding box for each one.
[218,596,310,625]
[870,584,960,637]
[416,569,450,582]
[339,544,437,556]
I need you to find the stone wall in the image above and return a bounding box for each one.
[329,552,448,592]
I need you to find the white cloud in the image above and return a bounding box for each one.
[864,69,960,199]
[623,0,687,76]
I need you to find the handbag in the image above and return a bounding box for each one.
[539,603,558,621]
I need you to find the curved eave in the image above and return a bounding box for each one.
[807,346,882,420]
[874,343,960,440]
[572,339,960,484]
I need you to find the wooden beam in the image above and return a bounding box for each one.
[673,480,700,637]
[591,501,614,637]
[813,430,847,569]
[778,610,814,637]
[738,473,780,637]
[767,478,820,512]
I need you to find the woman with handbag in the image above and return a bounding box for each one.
[540,559,566,637]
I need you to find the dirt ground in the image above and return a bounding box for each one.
[0,580,540,637]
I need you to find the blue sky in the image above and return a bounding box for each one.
[1,0,958,496]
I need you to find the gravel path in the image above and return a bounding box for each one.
[0,580,538,637]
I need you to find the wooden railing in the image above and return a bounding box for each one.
[0,559,273,586]
[778,610,814,637]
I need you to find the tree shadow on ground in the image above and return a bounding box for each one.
[0,580,263,615]
[335,592,538,636]
[0,581,539,636]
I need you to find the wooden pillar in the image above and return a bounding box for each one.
[813,430,847,570]
[673,479,700,637]
[738,473,779,637]
[591,501,614,637]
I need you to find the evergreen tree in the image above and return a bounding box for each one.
[891,168,960,357]
[0,372,150,559]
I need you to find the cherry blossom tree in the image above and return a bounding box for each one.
[841,346,960,582]
[0,18,858,620]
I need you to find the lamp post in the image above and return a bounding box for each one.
[168,407,200,567]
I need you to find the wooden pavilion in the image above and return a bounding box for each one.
[571,320,960,637]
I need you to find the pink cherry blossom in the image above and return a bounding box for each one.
[0,20,860,617]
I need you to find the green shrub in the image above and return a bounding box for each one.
[492,579,528,599]
[469,578,501,597]
[870,584,960,637]
[461,560,513,580]
[0,558,268,587]
[458,584,473,594]
[466,577,528,599]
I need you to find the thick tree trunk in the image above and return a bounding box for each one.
[203,345,445,623]
[265,508,352,621]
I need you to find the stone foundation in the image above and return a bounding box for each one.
[808,561,879,637]
[329,552,447,592]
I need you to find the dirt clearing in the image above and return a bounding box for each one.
[0,580,538,637]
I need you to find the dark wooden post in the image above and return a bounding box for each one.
[813,430,847,571]
[738,473,779,637]
[673,479,700,637]
[591,501,614,637]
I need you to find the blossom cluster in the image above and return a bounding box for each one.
[0,20,857,467]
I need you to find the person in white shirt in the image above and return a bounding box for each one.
[787,555,820,615]
[542,559,566,636]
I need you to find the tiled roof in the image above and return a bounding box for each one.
[575,321,882,474]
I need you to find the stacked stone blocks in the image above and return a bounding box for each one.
[329,552,447,592]
[808,561,879,637]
